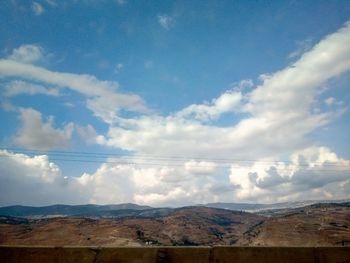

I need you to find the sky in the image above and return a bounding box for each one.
[0,0,350,207]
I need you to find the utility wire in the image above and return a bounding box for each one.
[1,147,349,167]
[0,154,349,171]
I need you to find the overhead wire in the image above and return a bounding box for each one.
[0,147,349,171]
[1,146,349,165]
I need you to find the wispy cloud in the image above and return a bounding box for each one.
[32,2,44,16]
[157,14,173,30]
[0,48,149,123]
[45,0,57,7]
[114,63,123,73]
[288,38,313,59]
[8,44,44,64]
[4,80,60,97]
[115,0,126,6]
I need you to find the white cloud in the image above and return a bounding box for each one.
[76,124,99,144]
[0,150,222,206]
[114,63,123,73]
[0,150,87,206]
[177,89,242,121]
[45,0,57,7]
[245,23,350,117]
[115,0,126,6]
[8,44,44,64]
[1,22,350,205]
[158,14,173,30]
[64,102,75,108]
[89,21,350,203]
[229,147,350,203]
[230,79,254,92]
[324,97,343,106]
[78,162,136,204]
[0,145,349,206]
[0,57,149,124]
[82,157,222,206]
[184,160,217,175]
[86,93,149,123]
[14,108,74,150]
[4,80,59,97]
[32,2,44,16]
[288,38,313,59]
[0,101,17,112]
[97,21,350,159]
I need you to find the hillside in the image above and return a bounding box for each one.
[0,207,263,246]
[237,203,350,246]
[1,203,350,246]
[0,203,152,218]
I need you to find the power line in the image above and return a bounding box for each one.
[1,147,349,167]
[0,153,349,171]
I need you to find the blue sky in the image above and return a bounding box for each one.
[0,0,349,206]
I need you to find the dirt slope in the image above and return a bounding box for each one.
[0,207,263,246]
[237,205,350,246]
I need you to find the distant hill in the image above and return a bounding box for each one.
[0,203,152,218]
[0,206,263,246]
[203,203,267,211]
[1,203,350,246]
[0,202,349,246]
[203,199,350,212]
[1,199,349,219]
[237,202,350,246]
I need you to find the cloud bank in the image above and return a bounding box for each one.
[0,22,350,206]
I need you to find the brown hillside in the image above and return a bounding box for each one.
[0,207,263,246]
[237,205,350,246]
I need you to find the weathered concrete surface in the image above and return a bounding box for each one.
[211,247,350,263]
[0,246,349,263]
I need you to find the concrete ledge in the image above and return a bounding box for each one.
[0,246,349,263]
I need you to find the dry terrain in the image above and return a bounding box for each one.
[0,207,263,246]
[238,204,350,246]
[1,204,349,246]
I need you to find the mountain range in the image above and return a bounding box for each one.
[1,199,349,218]
[1,201,350,246]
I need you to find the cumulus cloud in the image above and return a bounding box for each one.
[0,149,222,206]
[1,22,350,205]
[76,124,99,144]
[14,108,74,150]
[0,150,87,206]
[184,160,217,175]
[177,89,242,121]
[79,157,224,206]
[0,146,348,206]
[8,44,44,64]
[79,21,350,204]
[98,21,350,160]
[229,147,350,203]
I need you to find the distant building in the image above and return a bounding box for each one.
[340,240,350,246]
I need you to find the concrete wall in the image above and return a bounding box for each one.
[0,246,349,263]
